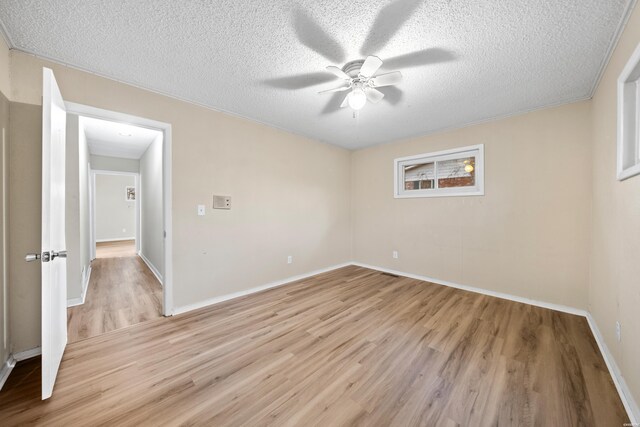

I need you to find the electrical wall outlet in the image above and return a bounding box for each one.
[197,205,206,216]
[392,251,399,259]
[616,321,621,342]
[287,255,293,264]
[122,228,126,233]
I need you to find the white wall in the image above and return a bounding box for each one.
[139,134,163,280]
[94,174,136,242]
[90,154,139,173]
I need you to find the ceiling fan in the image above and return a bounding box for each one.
[262,0,456,114]
[319,56,403,111]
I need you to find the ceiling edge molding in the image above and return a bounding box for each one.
[588,0,638,98]
[8,47,333,149]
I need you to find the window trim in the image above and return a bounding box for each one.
[394,144,484,198]
[617,41,640,181]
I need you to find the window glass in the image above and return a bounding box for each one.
[404,162,434,190]
[436,156,475,188]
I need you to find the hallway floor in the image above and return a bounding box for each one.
[95,239,137,258]
[67,241,163,343]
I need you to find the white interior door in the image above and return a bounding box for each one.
[41,67,67,400]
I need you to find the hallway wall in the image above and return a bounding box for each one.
[90,155,139,173]
[139,133,163,280]
[94,173,136,242]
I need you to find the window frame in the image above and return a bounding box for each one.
[394,144,484,198]
[617,41,640,181]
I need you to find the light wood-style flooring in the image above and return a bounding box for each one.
[96,239,137,258]
[0,266,628,426]
[67,241,162,343]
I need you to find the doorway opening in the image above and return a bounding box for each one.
[92,171,139,259]
[65,105,172,344]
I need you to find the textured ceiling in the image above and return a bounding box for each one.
[82,116,160,159]
[0,0,633,149]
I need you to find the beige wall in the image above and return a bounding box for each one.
[0,90,9,368]
[90,154,139,173]
[8,102,41,353]
[590,2,640,413]
[0,27,10,368]
[8,51,351,351]
[352,101,592,309]
[140,134,163,278]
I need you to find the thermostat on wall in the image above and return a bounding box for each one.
[213,195,231,209]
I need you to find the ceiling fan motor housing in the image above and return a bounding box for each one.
[342,59,365,78]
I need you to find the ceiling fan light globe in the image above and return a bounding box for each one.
[348,88,367,110]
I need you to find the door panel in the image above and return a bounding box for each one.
[41,67,67,400]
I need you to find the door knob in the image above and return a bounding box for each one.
[51,250,67,260]
[25,253,41,262]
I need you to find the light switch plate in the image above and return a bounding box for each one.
[213,195,231,209]
[197,205,206,216]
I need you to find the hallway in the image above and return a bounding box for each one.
[67,241,163,343]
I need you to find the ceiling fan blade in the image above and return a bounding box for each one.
[293,8,344,63]
[326,66,351,80]
[370,71,403,87]
[340,93,351,108]
[365,87,385,104]
[360,0,422,55]
[262,72,336,90]
[360,56,383,78]
[318,85,351,94]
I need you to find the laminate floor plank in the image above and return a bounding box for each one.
[0,265,628,426]
[67,242,163,343]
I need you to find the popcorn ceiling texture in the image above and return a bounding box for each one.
[0,0,632,149]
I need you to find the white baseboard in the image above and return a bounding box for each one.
[351,261,638,424]
[67,265,92,308]
[0,347,41,391]
[351,262,585,316]
[14,347,41,361]
[138,251,163,285]
[585,313,639,423]
[173,262,352,315]
[96,237,135,243]
[0,354,16,391]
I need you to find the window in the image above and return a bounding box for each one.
[617,41,640,181]
[394,144,484,198]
